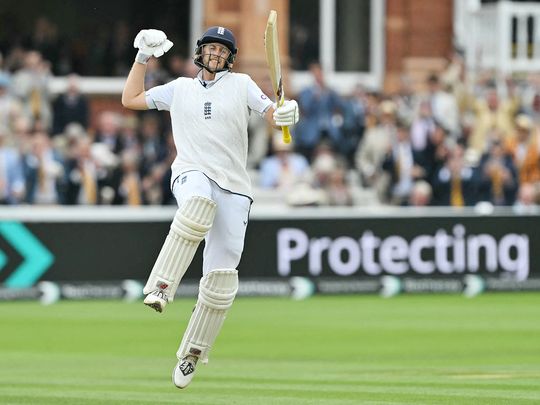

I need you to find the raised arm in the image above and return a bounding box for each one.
[122,62,149,110]
[121,29,173,110]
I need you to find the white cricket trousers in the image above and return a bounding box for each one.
[172,170,251,275]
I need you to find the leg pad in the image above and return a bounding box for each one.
[176,269,238,363]
[143,196,217,300]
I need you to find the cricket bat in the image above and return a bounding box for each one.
[265,10,292,144]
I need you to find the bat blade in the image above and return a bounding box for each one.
[264,10,291,144]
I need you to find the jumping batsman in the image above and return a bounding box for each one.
[122,27,299,388]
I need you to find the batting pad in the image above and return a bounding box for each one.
[176,269,238,364]
[143,196,217,300]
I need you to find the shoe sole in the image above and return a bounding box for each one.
[144,301,164,313]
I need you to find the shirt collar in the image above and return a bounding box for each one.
[197,70,229,88]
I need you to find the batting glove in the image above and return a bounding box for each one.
[273,100,299,126]
[133,29,174,64]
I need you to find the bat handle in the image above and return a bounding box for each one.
[277,95,291,143]
[282,126,291,144]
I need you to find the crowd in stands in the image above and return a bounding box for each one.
[1,18,540,209]
[255,58,540,210]
[0,38,194,206]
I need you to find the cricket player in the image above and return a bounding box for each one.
[122,27,299,388]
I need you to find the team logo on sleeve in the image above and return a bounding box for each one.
[204,102,212,119]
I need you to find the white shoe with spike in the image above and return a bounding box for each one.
[172,355,198,389]
[143,290,168,313]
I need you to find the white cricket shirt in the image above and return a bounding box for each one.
[145,71,272,199]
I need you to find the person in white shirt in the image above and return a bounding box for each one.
[122,27,299,389]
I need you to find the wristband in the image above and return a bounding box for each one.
[135,51,151,65]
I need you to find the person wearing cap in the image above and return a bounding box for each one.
[504,114,540,184]
[122,27,300,388]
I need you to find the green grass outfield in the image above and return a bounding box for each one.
[0,293,539,404]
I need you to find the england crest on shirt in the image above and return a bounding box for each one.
[204,102,212,119]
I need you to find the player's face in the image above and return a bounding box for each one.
[202,43,230,70]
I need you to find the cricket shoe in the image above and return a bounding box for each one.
[172,355,199,389]
[143,290,168,313]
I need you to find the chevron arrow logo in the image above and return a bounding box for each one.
[0,222,54,288]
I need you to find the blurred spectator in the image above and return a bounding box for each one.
[440,51,472,115]
[0,73,22,139]
[23,132,64,204]
[324,162,353,206]
[423,122,452,183]
[432,143,479,206]
[308,143,353,206]
[119,114,141,152]
[0,131,25,204]
[285,181,327,207]
[410,100,436,154]
[136,117,171,205]
[523,90,540,123]
[94,111,124,154]
[504,114,540,184]
[53,122,87,158]
[469,85,519,154]
[293,62,345,160]
[355,100,397,201]
[159,131,177,205]
[11,51,52,130]
[340,84,366,165]
[63,137,113,205]
[311,142,339,188]
[513,182,539,213]
[478,140,518,205]
[363,91,383,117]
[111,149,143,205]
[381,121,426,205]
[393,74,418,125]
[52,74,89,135]
[142,164,168,205]
[247,113,271,169]
[408,180,433,206]
[11,115,32,151]
[259,132,310,189]
[425,74,459,136]
[92,142,121,204]
[3,46,26,73]
[138,113,167,177]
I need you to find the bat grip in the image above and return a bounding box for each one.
[277,95,291,144]
[282,126,291,144]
